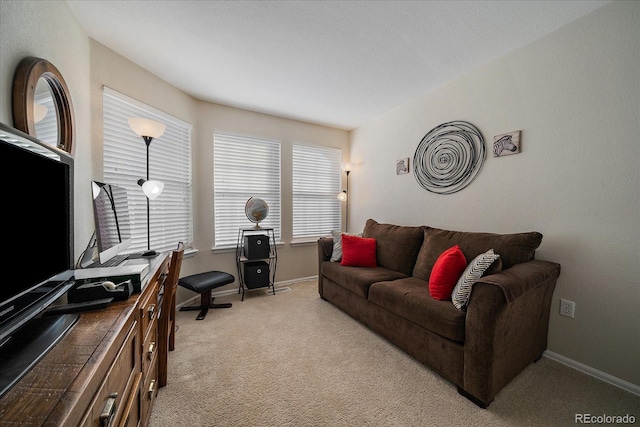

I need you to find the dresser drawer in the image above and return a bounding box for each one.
[139,282,159,339]
[81,320,139,427]
[119,372,142,427]
[142,316,158,380]
[141,349,159,425]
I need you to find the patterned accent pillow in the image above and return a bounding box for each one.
[330,230,362,262]
[451,249,501,310]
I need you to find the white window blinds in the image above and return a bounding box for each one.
[102,87,193,253]
[214,131,281,248]
[292,144,342,240]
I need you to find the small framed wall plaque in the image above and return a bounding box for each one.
[493,131,521,157]
[396,158,410,174]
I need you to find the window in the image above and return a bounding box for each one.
[214,131,281,248]
[102,87,193,253]
[292,144,342,241]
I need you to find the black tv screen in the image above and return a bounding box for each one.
[0,123,73,336]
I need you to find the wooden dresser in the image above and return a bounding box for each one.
[0,253,170,426]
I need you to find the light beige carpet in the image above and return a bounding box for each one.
[150,280,639,426]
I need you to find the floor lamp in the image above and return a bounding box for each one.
[337,165,350,233]
[129,117,166,257]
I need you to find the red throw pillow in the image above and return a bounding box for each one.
[429,245,467,300]
[341,234,377,268]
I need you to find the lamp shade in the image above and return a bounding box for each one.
[33,103,48,123]
[337,191,347,201]
[138,179,164,200]
[128,117,166,139]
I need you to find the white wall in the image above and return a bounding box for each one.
[349,1,639,385]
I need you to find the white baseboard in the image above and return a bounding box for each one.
[276,275,318,285]
[544,351,640,397]
[176,276,318,310]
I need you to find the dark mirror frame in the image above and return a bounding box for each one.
[12,57,75,155]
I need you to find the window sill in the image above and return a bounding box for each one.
[290,238,326,246]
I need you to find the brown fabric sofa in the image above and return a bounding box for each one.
[317,219,561,408]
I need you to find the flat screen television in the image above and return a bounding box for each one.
[0,123,76,396]
[91,180,133,264]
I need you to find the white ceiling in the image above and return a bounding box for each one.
[67,0,610,130]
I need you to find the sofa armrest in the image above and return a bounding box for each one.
[478,260,561,303]
[318,237,333,262]
[462,260,561,406]
[318,237,334,297]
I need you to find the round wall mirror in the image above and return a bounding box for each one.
[12,57,75,155]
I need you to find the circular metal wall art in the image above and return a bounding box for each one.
[413,121,485,194]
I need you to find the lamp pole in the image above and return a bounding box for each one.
[144,136,152,252]
[345,170,350,233]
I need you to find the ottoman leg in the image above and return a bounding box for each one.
[179,291,210,320]
[211,296,232,309]
[179,290,232,320]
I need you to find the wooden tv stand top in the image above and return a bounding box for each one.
[0,253,170,426]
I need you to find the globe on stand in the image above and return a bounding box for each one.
[245,197,269,229]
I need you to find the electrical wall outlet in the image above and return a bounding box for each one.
[560,299,575,318]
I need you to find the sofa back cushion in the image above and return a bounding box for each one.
[362,219,425,276]
[412,227,543,281]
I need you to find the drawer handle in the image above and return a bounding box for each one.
[148,380,156,400]
[148,341,156,360]
[100,392,118,427]
[148,304,156,320]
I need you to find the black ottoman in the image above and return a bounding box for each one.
[178,271,235,320]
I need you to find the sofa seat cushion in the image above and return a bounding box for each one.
[321,261,406,299]
[369,277,466,343]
